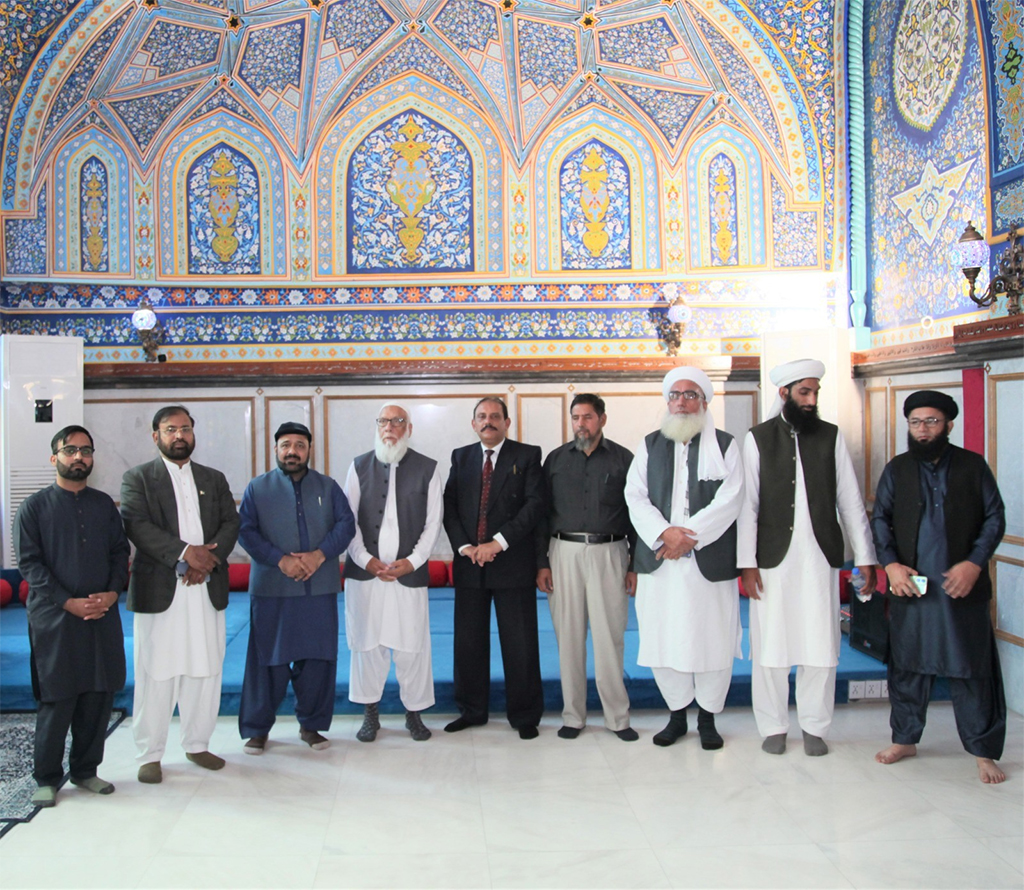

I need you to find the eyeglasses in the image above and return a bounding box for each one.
[376,418,407,428]
[159,426,193,436]
[55,445,94,456]
[667,390,702,402]
[908,417,944,429]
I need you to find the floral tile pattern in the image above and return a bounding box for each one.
[238,19,306,97]
[41,7,132,146]
[691,11,784,157]
[0,0,859,360]
[771,175,818,268]
[617,83,704,148]
[516,18,578,92]
[108,85,199,154]
[324,0,396,56]
[433,0,500,55]
[346,36,474,106]
[3,186,47,275]
[597,19,679,73]
[866,0,987,331]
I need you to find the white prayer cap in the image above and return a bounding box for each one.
[662,367,714,403]
[769,358,825,389]
[767,358,825,418]
[378,402,410,419]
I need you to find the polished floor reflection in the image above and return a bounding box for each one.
[0,702,1020,889]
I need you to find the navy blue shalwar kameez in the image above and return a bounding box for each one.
[238,473,354,738]
[14,485,129,786]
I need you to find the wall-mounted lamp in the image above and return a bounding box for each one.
[661,293,692,357]
[957,221,1022,316]
[131,300,165,362]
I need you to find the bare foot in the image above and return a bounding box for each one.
[977,757,1005,784]
[875,743,917,764]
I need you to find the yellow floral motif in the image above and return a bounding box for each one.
[385,119,437,264]
[207,151,240,262]
[83,172,104,270]
[578,146,610,258]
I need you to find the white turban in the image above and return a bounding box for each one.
[660,367,727,480]
[662,366,713,402]
[767,359,825,419]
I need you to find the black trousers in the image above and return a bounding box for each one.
[34,691,114,787]
[453,585,544,728]
[888,662,1006,760]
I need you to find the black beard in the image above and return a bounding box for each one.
[56,461,92,481]
[157,438,194,461]
[277,457,309,477]
[782,396,820,434]
[907,429,950,462]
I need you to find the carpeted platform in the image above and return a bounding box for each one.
[0,589,886,718]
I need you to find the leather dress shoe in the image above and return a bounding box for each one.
[518,725,539,740]
[557,725,582,739]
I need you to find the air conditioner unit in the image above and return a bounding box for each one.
[1,335,84,568]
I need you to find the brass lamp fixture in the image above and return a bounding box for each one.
[131,300,165,362]
[661,293,692,356]
[956,221,1022,316]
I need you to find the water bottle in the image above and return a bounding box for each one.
[850,567,871,602]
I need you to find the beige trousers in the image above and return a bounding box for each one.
[547,537,631,730]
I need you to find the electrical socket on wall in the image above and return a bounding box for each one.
[848,680,865,699]
[880,680,888,698]
[865,680,882,698]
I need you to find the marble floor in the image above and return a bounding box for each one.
[0,702,1021,890]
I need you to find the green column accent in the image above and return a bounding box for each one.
[848,0,871,349]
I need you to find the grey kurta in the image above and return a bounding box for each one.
[14,484,129,702]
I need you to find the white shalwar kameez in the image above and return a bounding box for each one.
[737,427,876,738]
[343,461,443,712]
[625,436,744,712]
[133,457,225,764]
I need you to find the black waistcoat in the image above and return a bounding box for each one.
[750,414,843,569]
[889,446,991,600]
[633,428,739,582]
[344,448,436,588]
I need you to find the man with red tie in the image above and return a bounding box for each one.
[442,397,546,738]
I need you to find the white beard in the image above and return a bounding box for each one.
[375,436,410,464]
[660,408,705,444]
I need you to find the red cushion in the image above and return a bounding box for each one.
[427,560,448,587]
[0,579,11,607]
[447,561,454,586]
[19,580,29,604]
[228,563,251,592]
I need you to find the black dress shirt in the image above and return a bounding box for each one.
[537,435,636,570]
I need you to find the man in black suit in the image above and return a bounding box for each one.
[443,397,546,738]
[121,405,239,784]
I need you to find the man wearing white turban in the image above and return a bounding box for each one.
[737,359,877,756]
[624,367,744,748]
